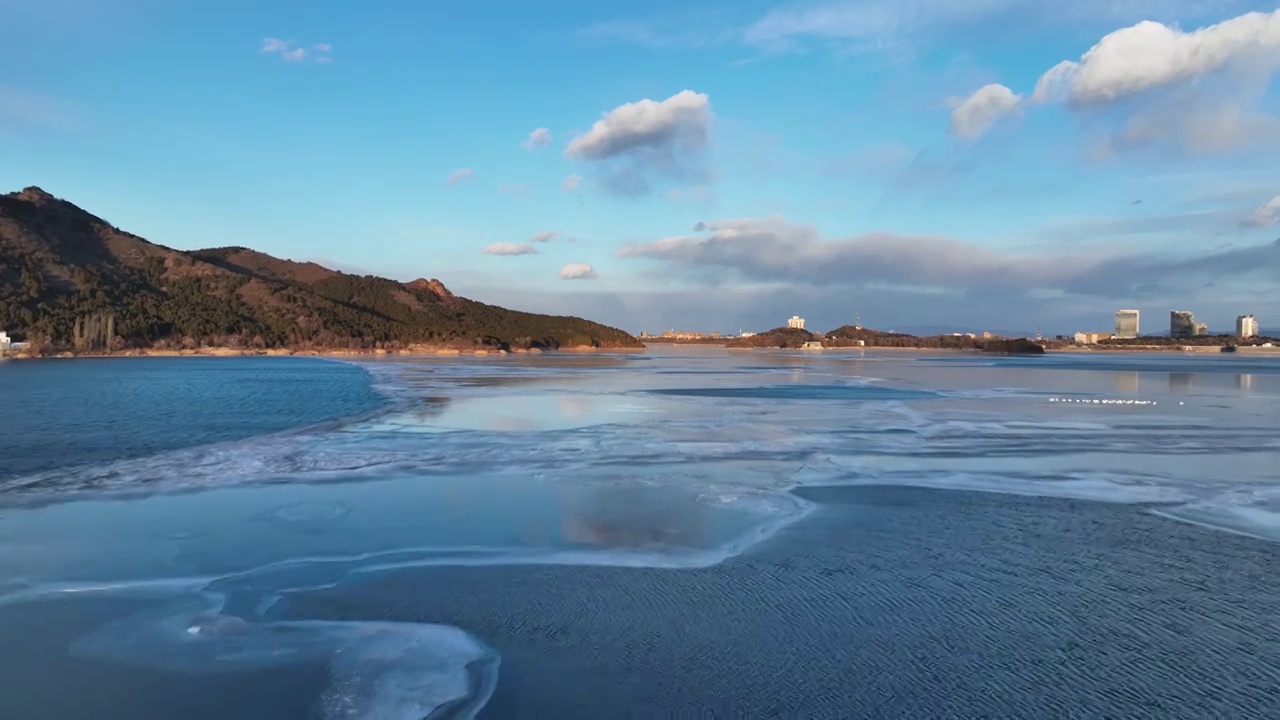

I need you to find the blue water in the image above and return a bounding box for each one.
[1,348,1279,718]
[0,358,384,481]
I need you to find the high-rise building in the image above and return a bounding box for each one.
[787,316,806,330]
[1237,314,1259,338]
[1170,311,1197,339]
[1114,309,1140,339]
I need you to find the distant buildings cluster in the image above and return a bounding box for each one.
[1168,310,1208,339]
[1114,309,1140,339]
[1238,314,1259,338]
[0,331,29,353]
[639,330,722,340]
[1071,309,1262,344]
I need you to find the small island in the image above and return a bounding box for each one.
[715,324,1046,354]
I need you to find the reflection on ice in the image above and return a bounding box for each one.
[352,393,669,433]
[0,471,804,586]
[1170,372,1193,393]
[1,466,807,719]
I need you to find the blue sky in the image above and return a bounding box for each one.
[3,0,1279,335]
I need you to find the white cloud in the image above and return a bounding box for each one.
[1243,195,1280,227]
[559,262,598,280]
[616,215,1280,298]
[260,38,292,53]
[565,91,712,197]
[957,10,1280,149]
[521,127,552,150]
[949,84,1022,139]
[1031,11,1280,106]
[529,231,557,243]
[445,168,474,185]
[482,242,538,256]
[260,37,332,64]
[566,90,710,161]
[561,174,583,191]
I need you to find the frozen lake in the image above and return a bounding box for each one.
[2,348,1279,718]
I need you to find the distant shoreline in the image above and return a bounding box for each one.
[5,343,1279,361]
[0,344,647,361]
[640,339,1280,355]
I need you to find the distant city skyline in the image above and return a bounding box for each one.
[632,305,1269,340]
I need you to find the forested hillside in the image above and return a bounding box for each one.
[0,187,641,352]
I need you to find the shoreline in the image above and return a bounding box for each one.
[0,345,647,360]
[5,343,1279,361]
[667,342,1280,355]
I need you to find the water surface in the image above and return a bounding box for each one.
[2,348,1278,718]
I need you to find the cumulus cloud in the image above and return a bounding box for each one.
[521,127,552,150]
[955,10,1280,150]
[482,242,538,256]
[949,84,1022,138]
[566,90,710,160]
[561,174,583,191]
[445,168,474,185]
[260,37,332,63]
[529,231,557,243]
[1030,12,1280,106]
[565,90,712,196]
[616,216,1280,299]
[1243,195,1280,227]
[260,38,292,53]
[559,262,598,280]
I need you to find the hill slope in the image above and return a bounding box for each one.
[0,187,641,352]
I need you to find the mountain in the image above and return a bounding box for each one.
[0,187,641,352]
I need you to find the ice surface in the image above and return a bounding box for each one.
[70,592,498,720]
[5,351,1280,543]
[4,348,1280,717]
